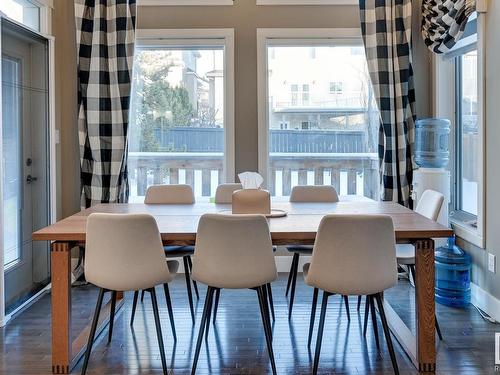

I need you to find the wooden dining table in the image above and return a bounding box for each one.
[32,197,453,374]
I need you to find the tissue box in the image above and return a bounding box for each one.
[232,189,271,215]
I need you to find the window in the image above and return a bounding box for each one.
[330,81,343,94]
[0,0,40,31]
[455,50,478,218]
[129,29,234,201]
[258,29,379,199]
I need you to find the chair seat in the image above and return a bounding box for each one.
[166,260,179,275]
[286,245,313,254]
[164,246,195,257]
[396,244,415,265]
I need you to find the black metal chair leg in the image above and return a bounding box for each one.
[363,295,369,337]
[285,253,298,296]
[191,287,215,375]
[212,288,221,324]
[288,253,300,319]
[257,286,277,375]
[308,287,319,348]
[150,287,168,375]
[183,256,196,323]
[108,291,117,344]
[357,295,362,312]
[130,290,139,326]
[266,283,275,322]
[205,288,216,340]
[313,291,330,375]
[343,295,350,321]
[81,288,105,375]
[261,285,273,340]
[140,289,145,302]
[375,293,400,375]
[409,265,443,340]
[163,283,177,341]
[187,255,200,299]
[369,295,380,350]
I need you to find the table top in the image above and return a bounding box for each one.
[32,196,453,245]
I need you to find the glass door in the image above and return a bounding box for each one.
[1,19,50,315]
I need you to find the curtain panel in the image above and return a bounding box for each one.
[422,0,476,54]
[359,0,416,207]
[75,0,136,208]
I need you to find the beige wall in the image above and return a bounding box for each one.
[54,1,431,217]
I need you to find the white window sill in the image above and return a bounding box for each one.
[257,0,357,5]
[450,217,485,249]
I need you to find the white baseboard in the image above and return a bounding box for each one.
[471,282,500,323]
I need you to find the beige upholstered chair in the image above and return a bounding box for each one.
[286,185,339,319]
[396,189,445,340]
[137,184,199,323]
[214,183,243,204]
[304,215,399,375]
[191,214,278,375]
[83,213,177,375]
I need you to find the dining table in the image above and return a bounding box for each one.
[32,196,453,374]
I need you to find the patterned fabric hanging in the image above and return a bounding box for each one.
[75,0,136,208]
[359,0,416,207]
[422,0,476,54]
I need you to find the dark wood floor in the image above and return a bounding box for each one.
[0,274,497,374]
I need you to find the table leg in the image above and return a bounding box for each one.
[51,241,72,374]
[414,238,436,372]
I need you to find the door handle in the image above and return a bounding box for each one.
[26,175,38,184]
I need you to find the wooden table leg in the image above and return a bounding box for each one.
[51,241,72,374]
[415,238,436,372]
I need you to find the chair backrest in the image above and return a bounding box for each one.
[144,184,195,204]
[214,183,243,204]
[290,185,339,203]
[192,214,277,289]
[415,189,444,222]
[306,214,397,296]
[85,213,173,291]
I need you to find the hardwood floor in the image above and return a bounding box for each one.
[0,275,497,374]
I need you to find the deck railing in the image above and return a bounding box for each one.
[128,152,379,200]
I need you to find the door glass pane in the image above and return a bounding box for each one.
[0,0,40,31]
[267,44,379,198]
[2,56,22,268]
[459,50,478,216]
[128,46,226,201]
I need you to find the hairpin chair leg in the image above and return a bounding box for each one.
[191,287,215,375]
[363,295,369,337]
[163,283,177,341]
[288,253,300,319]
[357,295,362,312]
[369,295,380,350]
[186,256,199,299]
[308,287,319,348]
[266,283,275,322]
[108,291,117,344]
[149,287,168,375]
[212,288,221,324]
[375,293,400,375]
[257,286,277,375]
[313,291,331,375]
[343,295,350,321]
[81,288,105,375]
[130,290,139,326]
[140,289,145,303]
[183,256,196,323]
[286,253,299,297]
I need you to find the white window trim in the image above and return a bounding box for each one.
[135,28,235,184]
[257,0,357,5]
[139,0,233,5]
[256,27,362,188]
[432,14,486,248]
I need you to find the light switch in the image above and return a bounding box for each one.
[488,253,496,273]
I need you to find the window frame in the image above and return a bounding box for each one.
[134,28,235,185]
[256,27,366,188]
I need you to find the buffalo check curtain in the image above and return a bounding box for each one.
[422,0,476,54]
[75,0,136,208]
[359,0,416,207]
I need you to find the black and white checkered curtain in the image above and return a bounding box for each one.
[422,0,476,54]
[359,0,416,207]
[75,0,136,208]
